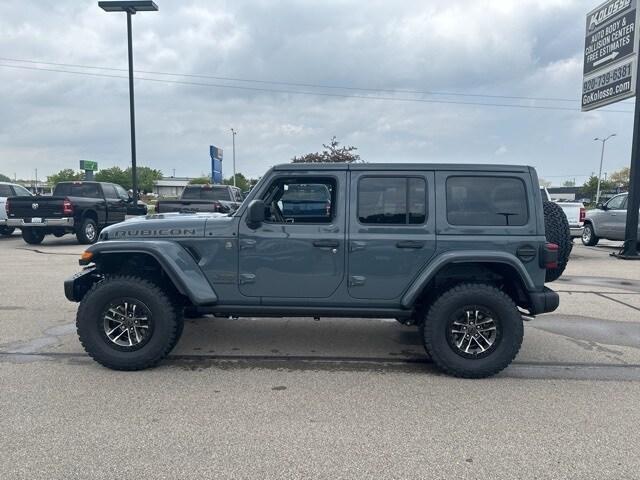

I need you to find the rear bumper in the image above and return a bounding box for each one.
[569,226,583,238]
[528,287,560,315]
[7,217,74,228]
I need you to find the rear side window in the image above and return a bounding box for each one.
[54,183,101,198]
[358,177,426,225]
[102,185,118,199]
[0,185,12,197]
[446,176,528,226]
[12,185,31,196]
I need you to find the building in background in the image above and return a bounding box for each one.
[153,177,194,198]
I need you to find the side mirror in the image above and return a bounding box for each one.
[596,202,606,210]
[246,199,265,228]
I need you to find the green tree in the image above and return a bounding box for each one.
[95,167,129,188]
[133,166,163,193]
[581,175,614,202]
[223,173,251,191]
[0,173,11,182]
[189,177,211,185]
[47,169,83,184]
[292,136,361,163]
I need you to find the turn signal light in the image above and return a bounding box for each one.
[79,251,93,265]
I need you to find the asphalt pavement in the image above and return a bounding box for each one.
[1,232,639,479]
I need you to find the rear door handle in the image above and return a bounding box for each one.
[396,241,424,249]
[313,240,339,248]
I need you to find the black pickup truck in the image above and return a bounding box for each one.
[156,184,243,214]
[6,181,139,245]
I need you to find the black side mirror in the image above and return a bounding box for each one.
[246,199,265,228]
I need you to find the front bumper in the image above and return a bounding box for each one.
[528,287,559,315]
[7,217,74,228]
[64,267,100,302]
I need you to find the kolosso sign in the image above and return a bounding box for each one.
[582,0,639,111]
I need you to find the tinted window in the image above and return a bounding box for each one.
[446,176,528,226]
[358,177,426,225]
[115,185,129,200]
[102,184,118,199]
[54,183,101,198]
[12,185,31,196]
[182,186,231,201]
[607,195,626,210]
[0,185,12,197]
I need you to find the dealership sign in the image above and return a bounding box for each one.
[582,0,639,111]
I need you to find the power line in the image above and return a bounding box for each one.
[0,62,634,113]
[0,56,601,104]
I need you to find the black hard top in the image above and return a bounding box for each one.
[273,163,531,172]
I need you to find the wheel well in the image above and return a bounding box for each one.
[94,252,189,304]
[82,210,98,222]
[413,262,530,318]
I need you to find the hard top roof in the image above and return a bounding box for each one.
[272,162,531,172]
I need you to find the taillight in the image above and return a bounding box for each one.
[63,198,73,215]
[579,207,586,223]
[545,242,559,269]
[5,197,10,216]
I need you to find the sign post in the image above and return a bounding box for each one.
[583,0,640,258]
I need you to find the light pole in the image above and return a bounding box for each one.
[594,133,616,204]
[99,1,158,201]
[230,128,237,187]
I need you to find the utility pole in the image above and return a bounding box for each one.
[230,128,237,187]
[35,168,38,194]
[594,134,616,204]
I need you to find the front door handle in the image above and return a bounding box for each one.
[313,240,339,248]
[396,241,424,249]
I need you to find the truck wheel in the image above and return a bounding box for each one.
[76,218,98,244]
[76,276,180,370]
[21,228,45,245]
[543,200,572,283]
[581,223,599,247]
[0,226,15,237]
[422,283,523,379]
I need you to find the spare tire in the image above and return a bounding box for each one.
[543,200,572,283]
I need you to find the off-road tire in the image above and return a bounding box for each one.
[0,226,15,237]
[422,283,523,379]
[76,275,179,370]
[543,200,572,282]
[168,311,185,353]
[76,217,98,244]
[581,222,599,247]
[21,228,45,245]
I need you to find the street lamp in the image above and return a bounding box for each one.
[98,1,158,202]
[230,128,237,187]
[594,133,616,204]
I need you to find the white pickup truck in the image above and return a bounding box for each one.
[0,182,33,237]
[541,188,585,238]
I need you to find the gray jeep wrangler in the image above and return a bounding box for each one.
[65,163,560,378]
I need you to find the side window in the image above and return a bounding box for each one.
[79,183,101,198]
[0,185,13,197]
[102,185,118,199]
[358,177,426,225]
[115,185,129,200]
[262,177,336,224]
[446,176,528,226]
[606,195,626,210]
[12,185,31,196]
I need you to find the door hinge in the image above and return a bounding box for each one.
[239,273,256,284]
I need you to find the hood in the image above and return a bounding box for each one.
[99,212,230,241]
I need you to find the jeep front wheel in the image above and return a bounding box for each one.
[422,284,523,379]
[76,276,180,370]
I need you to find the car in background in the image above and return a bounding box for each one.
[278,183,332,223]
[582,193,639,246]
[541,187,585,237]
[156,184,243,214]
[7,181,133,245]
[0,182,33,237]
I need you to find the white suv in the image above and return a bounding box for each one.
[0,182,32,236]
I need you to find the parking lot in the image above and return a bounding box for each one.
[1,232,640,479]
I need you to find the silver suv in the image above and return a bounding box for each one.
[582,193,640,246]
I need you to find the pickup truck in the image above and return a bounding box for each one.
[7,181,135,245]
[0,182,33,236]
[541,188,585,237]
[156,184,243,214]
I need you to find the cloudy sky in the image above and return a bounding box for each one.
[0,0,636,184]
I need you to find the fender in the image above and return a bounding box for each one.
[401,250,537,308]
[85,240,218,305]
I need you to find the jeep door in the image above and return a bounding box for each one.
[347,171,436,300]
[238,172,346,298]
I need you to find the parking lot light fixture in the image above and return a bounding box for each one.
[594,133,616,205]
[98,1,158,202]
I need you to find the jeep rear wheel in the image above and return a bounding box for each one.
[76,276,179,370]
[422,284,523,379]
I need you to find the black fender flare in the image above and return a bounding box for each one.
[401,250,537,308]
[85,240,218,305]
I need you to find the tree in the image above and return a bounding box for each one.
[538,178,552,188]
[134,166,163,193]
[562,180,576,187]
[189,177,211,185]
[609,167,630,189]
[0,173,11,182]
[292,136,361,163]
[581,175,614,202]
[95,167,129,188]
[48,169,83,185]
[223,173,251,191]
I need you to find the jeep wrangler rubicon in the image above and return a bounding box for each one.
[65,163,562,378]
